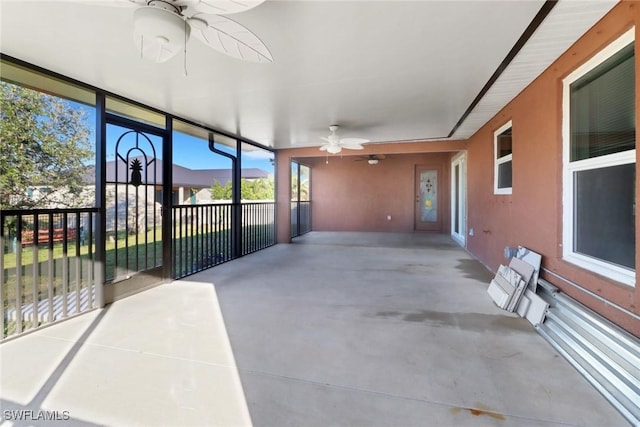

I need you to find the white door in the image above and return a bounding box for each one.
[451,152,466,245]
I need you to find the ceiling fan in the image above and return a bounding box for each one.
[355,154,386,165]
[86,0,273,63]
[319,125,370,154]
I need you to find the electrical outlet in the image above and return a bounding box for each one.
[469,228,474,236]
[387,215,392,221]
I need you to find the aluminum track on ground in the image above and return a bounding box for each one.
[536,280,640,426]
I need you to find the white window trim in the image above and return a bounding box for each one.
[562,28,636,287]
[451,150,467,246]
[494,120,513,195]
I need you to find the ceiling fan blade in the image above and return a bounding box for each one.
[8,0,134,5]
[319,144,329,151]
[320,137,332,143]
[340,138,370,145]
[189,14,273,62]
[341,144,364,150]
[187,0,266,15]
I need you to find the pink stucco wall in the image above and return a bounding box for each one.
[301,152,452,233]
[276,140,466,243]
[465,1,639,336]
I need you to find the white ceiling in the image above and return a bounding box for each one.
[0,0,617,150]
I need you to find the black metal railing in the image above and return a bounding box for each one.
[1,208,99,340]
[172,203,233,279]
[172,202,275,279]
[291,201,311,238]
[241,202,276,256]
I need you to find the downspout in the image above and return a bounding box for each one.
[208,133,241,258]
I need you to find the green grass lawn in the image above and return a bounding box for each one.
[2,223,274,297]
[2,227,166,270]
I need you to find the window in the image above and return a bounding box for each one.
[494,121,513,194]
[291,161,312,238]
[241,142,275,201]
[106,96,166,129]
[563,29,635,286]
[172,120,235,203]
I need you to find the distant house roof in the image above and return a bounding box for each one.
[84,157,269,188]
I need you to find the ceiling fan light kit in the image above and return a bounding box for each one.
[354,154,385,164]
[134,4,189,63]
[326,145,342,154]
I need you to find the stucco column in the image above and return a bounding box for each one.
[276,151,291,243]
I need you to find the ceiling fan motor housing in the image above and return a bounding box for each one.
[134,5,190,63]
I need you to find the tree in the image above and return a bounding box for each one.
[211,177,274,201]
[0,82,94,209]
[242,177,274,200]
[211,179,233,200]
[291,174,309,201]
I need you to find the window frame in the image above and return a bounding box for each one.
[562,28,636,287]
[494,120,513,195]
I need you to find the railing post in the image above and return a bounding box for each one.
[32,212,39,329]
[232,161,242,259]
[87,212,94,308]
[162,117,173,280]
[0,212,5,340]
[47,212,54,323]
[15,215,23,334]
[94,92,106,308]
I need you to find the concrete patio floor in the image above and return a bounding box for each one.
[0,232,629,426]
